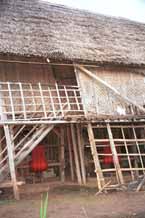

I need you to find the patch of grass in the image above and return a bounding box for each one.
[40,192,48,218]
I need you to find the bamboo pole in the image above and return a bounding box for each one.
[4,125,19,200]
[87,123,105,190]
[106,123,124,185]
[121,127,135,181]
[76,124,86,184]
[60,128,65,182]
[132,126,145,174]
[66,126,74,181]
[70,124,82,185]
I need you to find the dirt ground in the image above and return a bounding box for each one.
[0,184,145,218]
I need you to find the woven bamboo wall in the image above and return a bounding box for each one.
[77,66,145,116]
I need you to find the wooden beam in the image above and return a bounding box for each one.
[121,127,135,181]
[0,181,25,188]
[53,128,61,138]
[87,123,105,190]
[106,123,124,185]
[76,124,86,185]
[60,128,65,182]
[67,126,74,181]
[70,124,82,185]
[4,125,19,200]
[0,128,3,168]
[76,65,145,113]
[132,126,145,174]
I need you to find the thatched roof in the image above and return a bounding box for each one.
[0,0,145,66]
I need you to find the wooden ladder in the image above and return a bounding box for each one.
[87,123,124,191]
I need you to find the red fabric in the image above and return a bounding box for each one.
[30,144,48,172]
[103,145,120,165]
[103,146,113,164]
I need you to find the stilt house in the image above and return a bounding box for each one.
[0,0,145,199]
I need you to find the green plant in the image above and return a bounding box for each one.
[40,192,48,218]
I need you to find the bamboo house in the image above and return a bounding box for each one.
[0,0,145,199]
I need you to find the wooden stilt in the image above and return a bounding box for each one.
[0,128,3,164]
[4,125,19,200]
[70,124,82,185]
[87,123,105,190]
[76,124,86,185]
[121,127,135,181]
[67,126,74,181]
[106,123,124,185]
[132,126,145,174]
[60,127,65,182]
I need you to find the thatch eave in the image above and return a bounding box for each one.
[0,0,145,67]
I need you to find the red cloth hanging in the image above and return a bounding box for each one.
[103,146,113,164]
[30,144,48,172]
[103,145,120,165]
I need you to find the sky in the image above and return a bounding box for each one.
[44,0,145,23]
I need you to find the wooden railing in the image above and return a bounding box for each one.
[0,82,84,122]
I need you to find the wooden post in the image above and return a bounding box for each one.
[0,85,19,199]
[121,127,135,181]
[132,126,145,174]
[0,128,3,164]
[87,123,105,190]
[76,124,86,184]
[70,124,82,185]
[60,127,65,182]
[4,125,19,200]
[66,126,74,181]
[106,123,124,185]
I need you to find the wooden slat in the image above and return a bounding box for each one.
[76,124,86,184]
[67,126,74,181]
[87,123,105,190]
[121,127,135,181]
[19,83,27,119]
[4,125,19,200]
[106,123,124,185]
[64,86,70,110]
[38,83,47,118]
[55,83,64,117]
[60,128,65,182]
[70,124,82,185]
[132,126,145,173]
[29,84,37,112]
[7,82,15,120]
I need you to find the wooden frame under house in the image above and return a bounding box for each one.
[0,0,145,199]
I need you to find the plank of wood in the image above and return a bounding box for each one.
[0,181,25,188]
[19,83,27,120]
[76,124,86,185]
[60,128,65,182]
[87,123,105,190]
[70,124,82,185]
[132,126,145,173]
[121,127,135,181]
[38,83,47,118]
[67,126,75,181]
[4,125,20,200]
[7,82,15,120]
[106,123,124,185]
